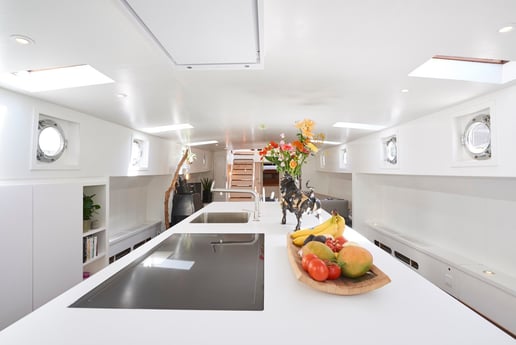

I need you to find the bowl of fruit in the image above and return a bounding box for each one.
[287,212,391,295]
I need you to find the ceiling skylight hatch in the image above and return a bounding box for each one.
[121,0,263,70]
[0,64,114,92]
[409,55,516,84]
[432,55,509,65]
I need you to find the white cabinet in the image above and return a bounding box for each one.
[0,180,108,330]
[0,185,33,330]
[33,183,82,308]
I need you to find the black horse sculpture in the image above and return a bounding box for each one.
[280,174,321,230]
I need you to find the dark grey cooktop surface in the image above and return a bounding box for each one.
[70,233,264,311]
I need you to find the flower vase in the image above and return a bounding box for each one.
[83,219,92,232]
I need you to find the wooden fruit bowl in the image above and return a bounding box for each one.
[287,234,391,295]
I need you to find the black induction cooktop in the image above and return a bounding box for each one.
[70,233,264,311]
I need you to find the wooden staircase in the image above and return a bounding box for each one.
[229,153,255,201]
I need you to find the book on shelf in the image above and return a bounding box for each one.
[83,234,100,263]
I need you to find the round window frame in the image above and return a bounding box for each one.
[37,119,67,163]
[131,138,144,167]
[462,114,491,160]
[384,136,398,165]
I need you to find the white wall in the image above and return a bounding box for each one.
[311,84,516,206]
[0,87,176,180]
[212,150,228,201]
[348,84,516,177]
[303,157,352,202]
[354,174,516,274]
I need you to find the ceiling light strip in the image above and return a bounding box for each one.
[141,123,193,134]
[333,122,385,131]
[189,140,218,146]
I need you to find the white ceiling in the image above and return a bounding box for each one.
[1,0,516,151]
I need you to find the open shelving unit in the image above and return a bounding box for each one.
[82,183,109,278]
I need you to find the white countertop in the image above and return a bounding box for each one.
[0,202,513,345]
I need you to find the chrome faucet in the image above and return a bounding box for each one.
[211,185,260,221]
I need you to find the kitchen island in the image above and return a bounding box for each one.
[0,201,513,344]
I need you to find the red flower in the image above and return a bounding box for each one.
[281,143,293,151]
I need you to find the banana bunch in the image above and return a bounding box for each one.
[291,211,346,246]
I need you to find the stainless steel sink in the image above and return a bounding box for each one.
[190,212,250,223]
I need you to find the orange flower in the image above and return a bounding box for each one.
[295,119,315,139]
[292,140,304,151]
[289,160,298,169]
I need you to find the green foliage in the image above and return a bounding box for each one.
[200,177,214,191]
[83,193,101,220]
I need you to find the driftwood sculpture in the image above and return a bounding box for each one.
[164,149,190,229]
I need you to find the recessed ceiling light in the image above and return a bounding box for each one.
[189,140,218,146]
[117,93,128,99]
[333,122,385,131]
[0,64,114,92]
[401,89,409,93]
[10,34,35,45]
[483,269,495,275]
[498,25,514,33]
[141,123,193,134]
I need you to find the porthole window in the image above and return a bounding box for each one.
[341,148,348,165]
[320,152,326,168]
[384,136,397,165]
[339,147,348,168]
[37,119,67,162]
[129,136,149,170]
[462,114,491,160]
[131,138,144,166]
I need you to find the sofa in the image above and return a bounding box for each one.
[318,197,351,227]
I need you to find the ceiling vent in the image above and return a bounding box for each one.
[121,0,263,70]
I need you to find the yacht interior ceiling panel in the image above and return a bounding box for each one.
[0,0,515,150]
